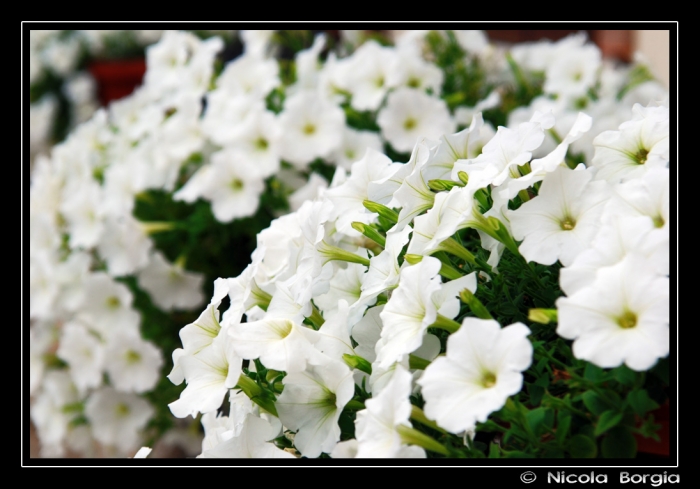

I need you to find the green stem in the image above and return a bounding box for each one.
[345,400,366,411]
[351,222,386,248]
[459,289,493,320]
[396,425,450,456]
[430,314,461,333]
[235,375,278,417]
[408,354,431,371]
[410,406,447,434]
[363,200,398,224]
[342,354,372,375]
[506,51,532,95]
[306,304,325,330]
[439,237,478,267]
[318,241,371,267]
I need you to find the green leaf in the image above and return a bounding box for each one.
[636,415,662,441]
[527,384,544,407]
[504,450,536,458]
[542,447,565,458]
[534,373,550,388]
[567,434,597,458]
[601,426,636,458]
[526,407,547,436]
[555,412,572,446]
[581,391,608,416]
[612,364,636,387]
[595,410,623,437]
[488,442,501,458]
[584,363,607,383]
[627,390,660,417]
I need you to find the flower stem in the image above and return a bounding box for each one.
[235,375,279,417]
[410,406,447,434]
[430,314,461,333]
[396,425,450,456]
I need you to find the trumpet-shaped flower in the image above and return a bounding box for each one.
[556,253,669,371]
[84,387,154,454]
[509,165,613,266]
[228,315,320,374]
[104,329,163,394]
[418,319,532,434]
[198,413,295,459]
[354,364,426,457]
[276,356,355,457]
[56,321,104,395]
[277,90,345,169]
[591,103,669,183]
[377,257,476,368]
[168,331,243,418]
[137,251,205,311]
[377,87,455,153]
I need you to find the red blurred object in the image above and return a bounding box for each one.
[634,400,670,457]
[485,30,632,62]
[88,58,147,106]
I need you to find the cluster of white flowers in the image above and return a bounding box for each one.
[29,30,98,161]
[28,30,230,165]
[29,29,670,459]
[29,31,227,457]
[26,29,485,457]
[166,116,669,459]
[163,32,670,459]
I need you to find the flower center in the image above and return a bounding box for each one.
[560,217,576,231]
[115,403,130,417]
[635,148,649,165]
[407,77,420,88]
[303,123,316,135]
[375,76,385,88]
[653,215,665,228]
[617,310,638,329]
[106,296,121,309]
[404,117,417,130]
[481,371,497,388]
[271,319,294,339]
[125,350,141,364]
[230,178,244,191]
[254,137,269,150]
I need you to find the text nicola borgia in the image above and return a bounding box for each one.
[547,472,679,485]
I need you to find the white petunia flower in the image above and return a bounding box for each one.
[84,387,154,454]
[330,127,384,171]
[556,254,669,371]
[377,257,476,368]
[277,90,345,169]
[591,103,669,183]
[354,364,426,458]
[137,251,206,311]
[77,272,141,339]
[509,165,613,266]
[418,319,532,434]
[198,413,295,459]
[103,329,163,394]
[378,87,455,153]
[276,355,355,458]
[168,331,243,418]
[56,321,104,395]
